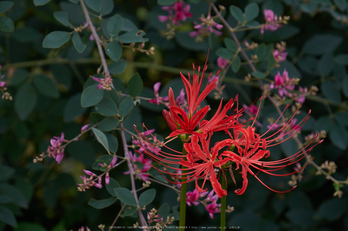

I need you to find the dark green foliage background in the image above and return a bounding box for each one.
[0,0,348,230]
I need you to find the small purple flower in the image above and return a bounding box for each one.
[261,9,282,34]
[158,2,192,25]
[47,132,67,164]
[148,82,169,105]
[206,201,221,219]
[217,57,228,69]
[270,69,296,98]
[186,189,200,206]
[81,124,90,132]
[190,14,223,38]
[273,49,287,63]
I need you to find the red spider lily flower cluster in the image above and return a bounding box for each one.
[134,59,322,199]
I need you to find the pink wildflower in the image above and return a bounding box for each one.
[206,201,221,219]
[92,76,114,91]
[186,189,200,206]
[190,13,223,38]
[158,2,192,25]
[261,9,282,34]
[47,132,67,164]
[217,57,228,69]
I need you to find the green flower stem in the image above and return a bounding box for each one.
[179,169,187,231]
[179,146,188,231]
[220,173,227,231]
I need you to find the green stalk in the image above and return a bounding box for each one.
[179,146,188,231]
[220,172,227,231]
[179,171,187,231]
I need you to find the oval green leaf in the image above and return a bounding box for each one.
[245,3,259,22]
[88,197,117,209]
[95,98,118,116]
[92,128,109,152]
[0,16,14,33]
[14,83,38,120]
[42,31,71,49]
[81,85,104,108]
[139,189,156,207]
[72,31,86,53]
[84,0,102,12]
[216,48,234,59]
[106,178,120,197]
[114,188,137,206]
[127,73,143,97]
[107,14,123,37]
[118,30,148,43]
[230,5,244,23]
[329,124,348,150]
[64,93,87,122]
[0,1,14,14]
[119,97,133,118]
[53,11,74,28]
[109,59,127,74]
[98,117,119,132]
[33,74,60,98]
[106,40,122,61]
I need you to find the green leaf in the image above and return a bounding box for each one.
[321,81,341,103]
[0,1,14,14]
[335,111,348,126]
[230,5,244,23]
[14,222,47,231]
[72,31,86,53]
[224,38,238,53]
[158,203,170,221]
[104,133,118,153]
[107,14,123,37]
[0,16,14,33]
[119,97,133,118]
[42,31,71,49]
[114,188,137,206]
[343,76,348,97]
[315,116,332,133]
[88,197,117,209]
[334,0,347,11]
[256,43,267,60]
[101,0,114,15]
[302,34,343,55]
[118,30,148,43]
[335,54,348,65]
[0,165,15,181]
[0,183,28,208]
[53,11,74,28]
[139,189,156,207]
[252,71,266,78]
[106,40,122,61]
[329,124,348,150]
[85,0,102,12]
[318,53,334,76]
[158,0,176,5]
[127,73,143,97]
[315,198,347,220]
[33,0,51,6]
[92,128,110,152]
[64,93,87,122]
[98,117,119,132]
[33,74,60,98]
[81,85,104,108]
[0,205,17,227]
[109,59,127,74]
[216,48,234,59]
[245,3,259,21]
[106,178,120,197]
[231,56,241,73]
[8,69,28,86]
[95,98,118,116]
[120,205,137,217]
[15,83,38,120]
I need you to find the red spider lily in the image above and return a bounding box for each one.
[222,105,323,195]
[162,60,244,139]
[134,127,232,198]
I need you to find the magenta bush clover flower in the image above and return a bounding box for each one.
[189,14,223,38]
[158,1,192,25]
[47,132,67,164]
[261,9,282,34]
